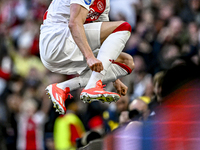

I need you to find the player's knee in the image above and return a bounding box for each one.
[112,22,132,33]
[124,54,135,71]
[116,53,135,71]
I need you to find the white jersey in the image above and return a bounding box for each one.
[42,0,110,27]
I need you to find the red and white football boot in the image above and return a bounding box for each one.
[80,80,120,103]
[45,84,73,114]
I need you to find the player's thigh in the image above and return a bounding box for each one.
[100,21,125,44]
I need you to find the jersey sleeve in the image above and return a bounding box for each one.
[95,0,110,22]
[70,0,93,11]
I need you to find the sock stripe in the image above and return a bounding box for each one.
[112,22,132,33]
[113,62,132,74]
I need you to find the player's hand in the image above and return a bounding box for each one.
[87,57,103,73]
[113,79,128,96]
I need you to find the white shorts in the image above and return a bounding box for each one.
[39,22,102,75]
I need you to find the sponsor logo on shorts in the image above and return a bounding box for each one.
[84,0,91,5]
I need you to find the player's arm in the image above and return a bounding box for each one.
[69,4,103,72]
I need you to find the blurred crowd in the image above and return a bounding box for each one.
[0,0,200,150]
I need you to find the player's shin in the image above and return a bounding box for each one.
[97,22,131,75]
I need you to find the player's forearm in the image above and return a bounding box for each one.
[69,22,94,60]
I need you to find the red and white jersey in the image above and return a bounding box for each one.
[85,0,110,23]
[42,0,110,26]
[39,0,110,73]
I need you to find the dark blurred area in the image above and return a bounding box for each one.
[0,0,200,150]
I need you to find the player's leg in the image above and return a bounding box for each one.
[44,21,132,113]
[44,23,103,114]
[57,52,134,92]
[81,21,132,102]
[47,52,134,113]
[84,21,131,88]
[57,52,134,87]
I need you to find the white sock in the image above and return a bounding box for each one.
[56,69,92,91]
[84,71,103,89]
[56,77,81,91]
[97,30,131,75]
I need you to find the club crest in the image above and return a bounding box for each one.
[84,0,92,5]
[97,1,104,11]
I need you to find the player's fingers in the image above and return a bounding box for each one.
[121,88,127,96]
[121,92,125,96]
[95,63,101,72]
[117,89,121,96]
[90,62,103,72]
[93,65,98,72]
[90,64,96,71]
[96,63,103,72]
[96,64,101,72]
[121,89,125,96]
[92,64,98,72]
